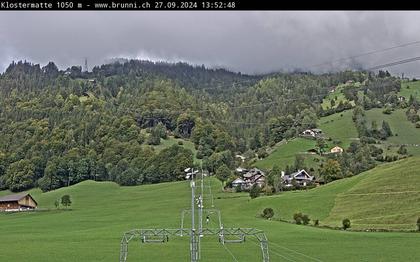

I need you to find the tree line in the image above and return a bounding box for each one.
[0,60,402,192]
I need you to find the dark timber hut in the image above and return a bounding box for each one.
[0,193,38,211]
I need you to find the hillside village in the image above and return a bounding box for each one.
[215,77,420,197]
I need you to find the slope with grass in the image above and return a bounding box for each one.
[318,109,358,149]
[255,110,357,171]
[324,157,420,230]
[254,138,317,170]
[154,136,200,163]
[252,156,420,231]
[365,108,420,155]
[399,80,420,100]
[1,162,420,261]
[321,82,360,110]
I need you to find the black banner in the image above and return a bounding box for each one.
[3,0,244,10]
[0,0,414,11]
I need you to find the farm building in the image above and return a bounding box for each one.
[232,168,265,190]
[231,178,246,189]
[330,146,344,153]
[282,169,314,187]
[235,167,248,173]
[301,128,323,138]
[235,155,246,162]
[0,193,38,212]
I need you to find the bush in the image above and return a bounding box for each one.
[360,136,376,144]
[249,184,261,199]
[397,145,408,155]
[234,185,242,193]
[147,132,161,145]
[417,217,420,231]
[342,218,351,230]
[293,212,302,223]
[416,122,420,128]
[177,141,184,145]
[61,195,72,209]
[261,208,274,219]
[257,148,268,159]
[314,219,319,226]
[382,107,392,115]
[293,212,310,225]
[302,214,310,225]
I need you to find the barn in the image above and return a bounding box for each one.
[0,193,38,211]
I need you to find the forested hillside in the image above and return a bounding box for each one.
[0,60,408,192]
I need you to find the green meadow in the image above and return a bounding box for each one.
[399,80,420,101]
[365,108,420,156]
[2,156,420,261]
[254,138,317,170]
[318,109,358,148]
[255,109,358,171]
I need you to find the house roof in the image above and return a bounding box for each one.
[235,155,246,160]
[232,178,245,184]
[303,129,314,133]
[243,168,265,178]
[331,146,343,152]
[0,193,38,205]
[289,169,314,180]
[236,167,248,173]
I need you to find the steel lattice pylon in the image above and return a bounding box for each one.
[119,228,269,262]
[180,208,223,234]
[120,170,269,262]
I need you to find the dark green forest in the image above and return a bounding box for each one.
[0,60,407,192]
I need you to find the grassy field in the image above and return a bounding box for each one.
[1,157,420,261]
[154,136,196,152]
[324,157,420,230]
[321,83,359,110]
[255,110,357,171]
[253,156,420,230]
[254,138,317,170]
[155,136,200,164]
[321,87,349,110]
[319,109,358,148]
[365,108,420,156]
[399,80,420,100]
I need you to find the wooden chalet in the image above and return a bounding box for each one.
[232,168,265,190]
[282,169,314,187]
[0,193,38,211]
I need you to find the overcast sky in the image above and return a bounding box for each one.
[1,11,420,76]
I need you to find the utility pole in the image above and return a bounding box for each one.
[84,57,88,72]
[199,169,204,235]
[191,168,195,232]
[189,168,199,262]
[197,169,204,259]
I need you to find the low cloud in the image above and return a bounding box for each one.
[1,11,420,76]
